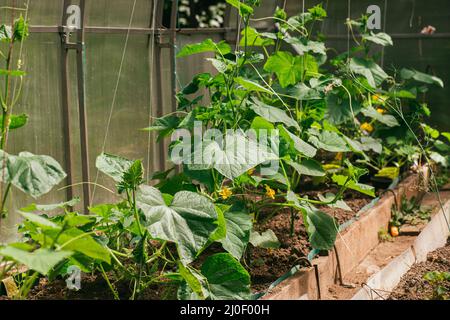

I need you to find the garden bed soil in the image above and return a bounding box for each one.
[326,233,422,299]
[388,238,450,300]
[1,273,174,300]
[250,189,374,293]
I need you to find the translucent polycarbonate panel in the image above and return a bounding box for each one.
[383,38,450,130]
[279,0,450,131]
[27,0,63,26]
[286,0,349,36]
[85,0,154,28]
[1,0,61,26]
[75,34,157,205]
[1,33,67,243]
[176,33,224,87]
[225,1,279,30]
[154,46,176,174]
[384,0,450,34]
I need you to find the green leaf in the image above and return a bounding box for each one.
[318,193,353,212]
[137,186,218,264]
[332,174,375,197]
[286,83,322,100]
[235,77,272,94]
[0,247,72,275]
[388,90,416,99]
[308,3,327,19]
[400,68,444,88]
[274,54,305,82]
[308,129,350,152]
[360,136,383,154]
[430,152,448,167]
[188,130,278,180]
[434,140,450,153]
[177,39,231,58]
[56,228,110,264]
[349,58,389,88]
[0,113,28,130]
[361,107,399,127]
[441,132,450,143]
[19,211,61,230]
[0,69,26,77]
[13,15,29,42]
[249,229,280,248]
[286,159,325,177]
[225,0,254,16]
[178,263,208,300]
[201,253,251,300]
[209,205,227,243]
[421,124,440,139]
[279,125,317,158]
[183,166,215,191]
[219,210,252,259]
[249,98,300,131]
[143,115,180,141]
[0,151,66,199]
[264,51,317,88]
[21,198,80,212]
[207,58,229,74]
[284,38,326,56]
[250,116,275,131]
[95,153,133,182]
[117,160,144,193]
[363,32,393,46]
[376,167,400,180]
[240,26,274,47]
[62,213,96,228]
[0,24,12,42]
[302,208,337,250]
[325,94,361,125]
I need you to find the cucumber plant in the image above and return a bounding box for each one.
[0,12,66,220]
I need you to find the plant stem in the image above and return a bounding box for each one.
[18,271,38,299]
[100,264,119,300]
[131,188,143,237]
[0,182,12,216]
[289,207,296,237]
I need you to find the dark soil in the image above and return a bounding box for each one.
[0,186,378,299]
[2,273,176,300]
[389,239,450,300]
[250,189,373,293]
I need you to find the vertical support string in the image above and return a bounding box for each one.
[381,0,388,68]
[347,0,351,63]
[146,0,158,181]
[91,0,137,203]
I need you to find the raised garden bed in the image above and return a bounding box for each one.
[350,189,450,300]
[388,239,450,300]
[1,2,449,302]
[261,167,431,300]
[250,190,374,293]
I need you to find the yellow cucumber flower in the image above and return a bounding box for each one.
[265,185,276,200]
[219,187,233,200]
[360,122,374,133]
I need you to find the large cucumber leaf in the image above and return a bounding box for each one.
[137,185,218,264]
[0,246,72,275]
[0,151,66,198]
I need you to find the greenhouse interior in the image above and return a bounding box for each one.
[0,0,449,304]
